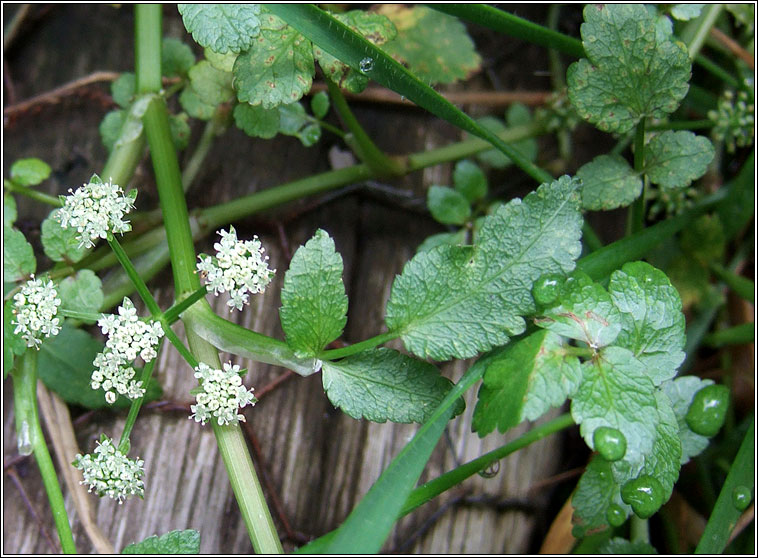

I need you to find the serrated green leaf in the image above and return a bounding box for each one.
[670,4,705,21]
[58,270,103,319]
[233,102,280,139]
[4,193,17,227]
[645,131,714,189]
[233,13,314,109]
[386,176,583,361]
[4,226,36,282]
[121,529,200,554]
[661,376,712,463]
[10,158,51,187]
[280,229,347,358]
[99,109,127,152]
[310,90,330,119]
[572,455,630,538]
[378,5,481,85]
[427,185,471,226]
[453,159,487,203]
[111,73,136,108]
[608,262,685,385]
[475,104,538,169]
[38,323,161,410]
[188,60,234,106]
[567,4,691,134]
[578,153,642,210]
[416,229,467,254]
[313,9,396,94]
[178,4,261,54]
[178,85,216,120]
[598,537,658,554]
[162,37,195,77]
[571,346,659,461]
[322,348,454,423]
[4,299,28,374]
[169,112,191,151]
[473,330,581,436]
[536,271,622,350]
[41,209,88,263]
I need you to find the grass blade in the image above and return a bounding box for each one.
[267,4,552,184]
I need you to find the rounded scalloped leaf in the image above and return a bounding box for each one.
[178,4,261,54]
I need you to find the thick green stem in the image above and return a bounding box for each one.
[320,331,399,361]
[627,120,647,236]
[5,180,62,207]
[326,77,406,177]
[134,5,282,551]
[681,4,724,60]
[12,352,77,554]
[117,348,162,454]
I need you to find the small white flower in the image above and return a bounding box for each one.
[12,275,62,349]
[190,362,256,426]
[196,227,275,311]
[73,436,145,503]
[91,297,163,404]
[58,175,136,248]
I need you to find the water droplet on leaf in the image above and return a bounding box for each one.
[732,485,752,511]
[359,57,374,73]
[606,503,627,527]
[594,426,627,461]
[532,273,565,307]
[685,384,729,437]
[621,475,665,519]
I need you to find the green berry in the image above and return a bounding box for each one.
[685,384,730,437]
[532,273,565,307]
[621,475,665,519]
[732,486,752,511]
[593,426,627,461]
[606,503,627,527]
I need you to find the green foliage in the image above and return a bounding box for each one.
[178,4,261,54]
[620,474,665,519]
[598,537,657,554]
[4,192,17,227]
[188,60,234,107]
[578,154,641,211]
[111,73,136,108]
[233,12,314,109]
[475,104,538,169]
[531,273,565,308]
[472,330,581,435]
[452,159,488,203]
[322,348,455,423]
[661,376,712,463]
[377,5,481,85]
[121,529,200,554]
[310,91,330,119]
[280,229,347,358]
[572,456,629,537]
[426,185,471,225]
[645,131,715,190]
[41,209,88,263]
[99,110,127,152]
[4,299,27,374]
[179,86,216,121]
[58,270,104,320]
[669,4,704,21]
[161,37,195,77]
[567,4,691,133]
[386,176,582,361]
[415,229,467,254]
[38,323,160,410]
[3,226,36,282]
[10,158,52,187]
[233,103,280,139]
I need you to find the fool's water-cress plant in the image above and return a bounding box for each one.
[3,3,753,555]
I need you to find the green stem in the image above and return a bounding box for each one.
[163,286,209,324]
[400,413,574,516]
[117,345,162,454]
[59,308,103,322]
[134,5,282,551]
[695,54,742,90]
[12,352,77,554]
[320,332,399,361]
[108,235,162,317]
[709,263,754,302]
[647,119,713,131]
[681,4,724,60]
[182,105,231,193]
[627,119,647,236]
[5,181,62,207]
[325,77,406,177]
[630,516,650,544]
[162,324,200,368]
[703,323,755,348]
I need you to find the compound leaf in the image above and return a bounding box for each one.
[567,4,691,133]
[4,226,35,282]
[280,229,347,358]
[473,329,581,436]
[378,5,481,84]
[233,12,314,109]
[178,4,261,54]
[121,529,200,554]
[322,348,454,423]
[41,209,88,263]
[645,131,715,189]
[386,176,582,361]
[578,153,642,210]
[608,261,685,385]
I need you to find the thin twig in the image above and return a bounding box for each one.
[255,370,297,400]
[727,503,755,546]
[710,27,754,70]
[3,4,32,51]
[527,465,585,494]
[6,465,60,553]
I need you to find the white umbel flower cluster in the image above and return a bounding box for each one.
[58,175,135,248]
[196,227,274,311]
[73,436,145,504]
[12,276,62,349]
[190,362,256,426]
[91,297,164,404]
